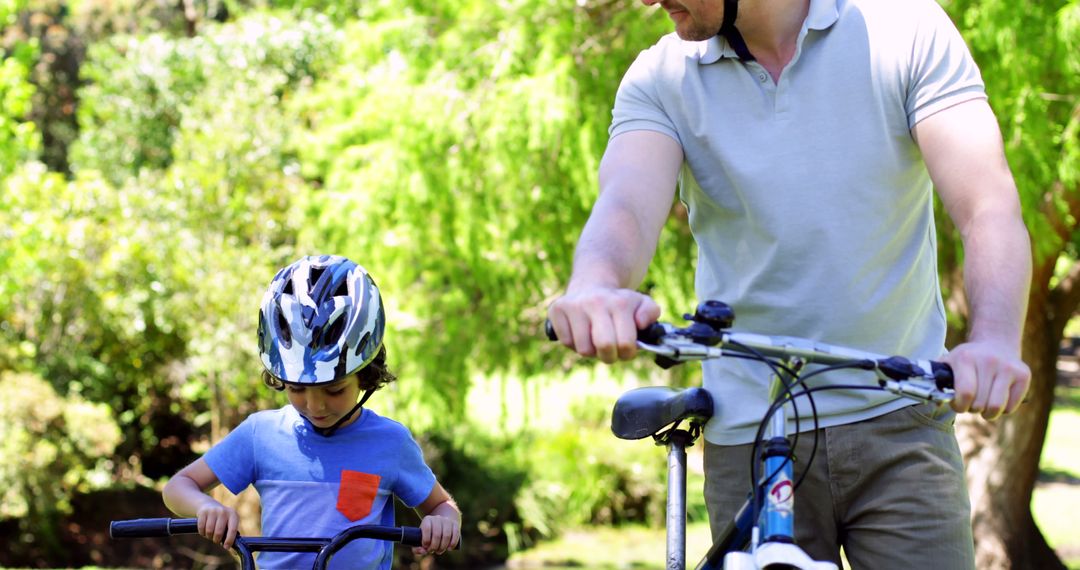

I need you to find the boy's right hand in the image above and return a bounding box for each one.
[415,513,460,555]
[196,501,240,550]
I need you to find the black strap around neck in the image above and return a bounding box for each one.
[311,388,376,437]
[719,0,755,61]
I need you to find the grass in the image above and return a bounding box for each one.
[1034,397,1080,569]
[505,521,715,570]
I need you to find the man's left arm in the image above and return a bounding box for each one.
[913,98,1032,420]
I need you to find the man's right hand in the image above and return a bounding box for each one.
[547,287,661,363]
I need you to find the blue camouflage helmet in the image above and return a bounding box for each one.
[258,255,386,385]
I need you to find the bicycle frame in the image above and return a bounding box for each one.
[595,300,955,570]
[696,365,838,570]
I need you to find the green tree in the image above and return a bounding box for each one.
[291,0,695,427]
[1,8,340,487]
[0,0,39,177]
[939,1,1080,568]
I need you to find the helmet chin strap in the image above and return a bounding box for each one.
[720,0,755,61]
[308,388,376,437]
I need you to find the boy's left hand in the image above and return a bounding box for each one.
[414,513,460,556]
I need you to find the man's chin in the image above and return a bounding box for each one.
[675,26,716,42]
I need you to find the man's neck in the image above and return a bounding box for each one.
[738,0,811,72]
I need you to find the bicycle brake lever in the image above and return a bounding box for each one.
[877,378,954,404]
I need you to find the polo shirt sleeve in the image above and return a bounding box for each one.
[391,428,437,509]
[904,0,986,128]
[203,416,258,496]
[609,46,682,144]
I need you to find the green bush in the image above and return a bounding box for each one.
[398,425,531,567]
[0,371,121,558]
[402,418,670,566]
[516,424,667,539]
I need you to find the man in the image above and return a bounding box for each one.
[546,0,1031,567]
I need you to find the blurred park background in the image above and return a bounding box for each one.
[0,0,1078,568]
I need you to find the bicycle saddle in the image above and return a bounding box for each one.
[611,386,714,440]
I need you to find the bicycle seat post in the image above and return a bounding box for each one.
[664,428,694,570]
[610,386,713,570]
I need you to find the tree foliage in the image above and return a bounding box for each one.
[944,0,1080,266]
[2,11,342,485]
[0,371,120,556]
[937,1,1080,567]
[0,0,39,176]
[291,0,695,422]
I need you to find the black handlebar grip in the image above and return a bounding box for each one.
[110,518,198,539]
[401,527,423,547]
[636,323,667,344]
[930,361,954,390]
[545,319,558,341]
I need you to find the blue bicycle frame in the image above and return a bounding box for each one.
[694,370,803,570]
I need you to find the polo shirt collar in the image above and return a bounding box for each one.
[695,0,839,64]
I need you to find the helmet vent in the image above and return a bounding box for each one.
[333,279,348,297]
[309,267,326,288]
[323,316,346,348]
[354,331,370,357]
[276,307,292,346]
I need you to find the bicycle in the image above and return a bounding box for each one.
[547,299,955,570]
[109,517,437,569]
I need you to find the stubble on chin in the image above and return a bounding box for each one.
[675,25,717,42]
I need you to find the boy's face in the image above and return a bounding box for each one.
[285,376,362,430]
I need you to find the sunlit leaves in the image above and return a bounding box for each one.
[943,0,1080,267]
[0,40,39,177]
[290,0,693,420]
[0,371,120,531]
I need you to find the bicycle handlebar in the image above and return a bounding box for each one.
[109,518,423,546]
[110,517,436,570]
[545,300,954,401]
[110,517,199,539]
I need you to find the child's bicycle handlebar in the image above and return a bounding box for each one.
[110,517,430,570]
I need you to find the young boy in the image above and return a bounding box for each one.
[163,255,461,569]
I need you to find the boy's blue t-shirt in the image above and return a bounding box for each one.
[204,405,437,570]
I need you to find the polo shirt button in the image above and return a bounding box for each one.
[758,73,768,82]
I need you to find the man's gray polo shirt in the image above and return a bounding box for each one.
[609,0,986,444]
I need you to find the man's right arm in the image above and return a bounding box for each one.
[547,129,683,363]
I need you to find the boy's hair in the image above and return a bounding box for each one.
[355,346,396,391]
[263,346,396,393]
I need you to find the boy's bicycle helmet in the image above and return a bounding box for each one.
[258,255,386,386]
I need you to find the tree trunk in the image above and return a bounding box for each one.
[957,287,1066,569]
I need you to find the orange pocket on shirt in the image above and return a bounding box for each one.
[337,470,382,522]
